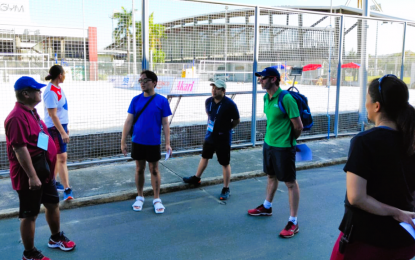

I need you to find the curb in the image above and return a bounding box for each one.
[0,157,347,220]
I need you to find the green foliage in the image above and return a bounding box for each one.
[113,8,166,63]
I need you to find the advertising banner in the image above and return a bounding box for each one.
[170,78,200,94]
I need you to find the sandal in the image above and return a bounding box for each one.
[132,196,144,211]
[153,198,165,214]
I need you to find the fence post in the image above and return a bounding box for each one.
[132,0,137,75]
[400,22,407,80]
[334,15,344,137]
[251,6,259,146]
[141,0,149,70]
[358,0,370,132]
[82,0,87,81]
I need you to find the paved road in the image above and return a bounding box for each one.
[0,165,346,260]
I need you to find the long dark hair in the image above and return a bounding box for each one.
[368,76,415,156]
[45,65,64,81]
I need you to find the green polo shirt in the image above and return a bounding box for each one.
[264,88,300,148]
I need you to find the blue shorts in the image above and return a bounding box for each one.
[48,124,68,154]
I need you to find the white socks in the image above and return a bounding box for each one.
[263,200,272,209]
[136,196,144,202]
[289,216,298,225]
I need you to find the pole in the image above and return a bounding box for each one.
[400,22,407,80]
[141,0,149,70]
[251,6,259,146]
[82,0,87,81]
[225,6,228,80]
[358,0,369,132]
[132,0,137,75]
[334,15,344,137]
[374,21,378,75]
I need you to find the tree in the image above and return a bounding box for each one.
[113,8,166,65]
[112,7,133,65]
[136,12,166,63]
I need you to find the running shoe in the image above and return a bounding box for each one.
[247,204,272,216]
[183,175,201,185]
[22,247,50,260]
[63,188,74,201]
[55,181,64,192]
[48,231,76,251]
[279,221,299,238]
[219,188,230,200]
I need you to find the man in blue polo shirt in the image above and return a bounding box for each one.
[121,70,172,214]
[183,80,240,200]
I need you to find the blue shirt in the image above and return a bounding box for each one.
[204,96,240,145]
[128,93,172,145]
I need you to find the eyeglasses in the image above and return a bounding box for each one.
[378,74,397,103]
[138,78,152,84]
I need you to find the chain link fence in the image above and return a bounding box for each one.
[0,0,414,172]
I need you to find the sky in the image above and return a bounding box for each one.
[6,0,413,55]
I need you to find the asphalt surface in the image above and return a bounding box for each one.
[0,164,347,260]
[0,137,351,218]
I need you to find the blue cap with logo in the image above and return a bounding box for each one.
[14,76,46,91]
[255,67,280,80]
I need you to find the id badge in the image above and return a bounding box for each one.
[37,132,49,151]
[207,119,215,132]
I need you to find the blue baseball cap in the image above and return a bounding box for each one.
[14,76,46,91]
[255,67,281,79]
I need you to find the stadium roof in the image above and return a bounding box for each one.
[161,5,413,27]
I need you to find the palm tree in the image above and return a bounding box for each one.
[113,8,166,66]
[112,7,133,67]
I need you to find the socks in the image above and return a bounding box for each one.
[289,216,298,225]
[263,200,272,209]
[136,196,145,202]
[51,231,62,241]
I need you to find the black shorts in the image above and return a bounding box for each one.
[17,179,59,218]
[131,142,161,162]
[202,141,231,166]
[263,143,296,182]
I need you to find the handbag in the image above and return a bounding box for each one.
[31,152,51,180]
[129,94,157,136]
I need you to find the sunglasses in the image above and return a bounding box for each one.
[378,74,397,104]
[138,78,152,84]
[258,76,276,81]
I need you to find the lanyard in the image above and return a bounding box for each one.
[209,101,221,121]
[30,110,45,133]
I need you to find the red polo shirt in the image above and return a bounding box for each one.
[4,102,57,190]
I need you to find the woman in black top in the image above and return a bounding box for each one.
[330,75,415,260]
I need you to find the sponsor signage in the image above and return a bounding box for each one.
[0,3,24,12]
[110,75,200,95]
[170,78,199,94]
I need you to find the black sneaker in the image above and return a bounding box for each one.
[183,175,201,185]
[219,188,230,200]
[22,247,50,260]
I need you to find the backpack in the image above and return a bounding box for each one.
[277,86,313,131]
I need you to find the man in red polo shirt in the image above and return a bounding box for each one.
[5,77,76,260]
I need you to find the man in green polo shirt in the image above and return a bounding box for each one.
[247,67,303,238]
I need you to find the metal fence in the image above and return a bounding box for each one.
[0,0,414,172]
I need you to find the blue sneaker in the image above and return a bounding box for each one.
[55,182,64,192]
[63,188,74,201]
[219,187,230,200]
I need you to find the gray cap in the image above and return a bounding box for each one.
[210,79,226,89]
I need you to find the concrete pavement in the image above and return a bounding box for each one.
[0,137,351,219]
